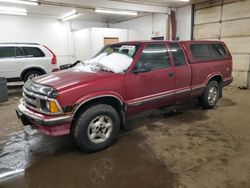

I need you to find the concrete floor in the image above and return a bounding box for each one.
[0,87,250,188]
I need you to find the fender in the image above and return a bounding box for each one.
[73,90,125,113]
[191,72,224,98]
[204,72,223,85]
[204,72,224,97]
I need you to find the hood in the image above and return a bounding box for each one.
[34,67,114,91]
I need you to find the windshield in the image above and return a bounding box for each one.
[82,44,141,73]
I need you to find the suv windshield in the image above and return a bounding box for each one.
[82,44,141,73]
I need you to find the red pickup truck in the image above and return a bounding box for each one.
[16,40,233,152]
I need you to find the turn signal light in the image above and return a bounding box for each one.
[49,101,60,113]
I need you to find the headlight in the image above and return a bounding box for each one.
[40,100,61,114]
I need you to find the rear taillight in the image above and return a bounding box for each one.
[43,45,57,65]
[52,55,57,65]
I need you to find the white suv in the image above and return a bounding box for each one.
[0,43,57,82]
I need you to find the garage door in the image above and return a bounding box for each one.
[193,0,250,87]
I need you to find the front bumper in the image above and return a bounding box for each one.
[16,100,73,136]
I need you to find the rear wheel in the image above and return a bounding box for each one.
[198,81,220,109]
[72,104,120,152]
[23,70,43,82]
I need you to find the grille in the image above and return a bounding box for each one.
[23,88,40,111]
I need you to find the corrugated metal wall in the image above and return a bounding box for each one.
[193,0,250,87]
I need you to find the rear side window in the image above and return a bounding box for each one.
[16,47,23,57]
[136,43,171,70]
[210,44,226,57]
[190,43,227,61]
[22,47,45,57]
[0,47,15,58]
[169,43,186,66]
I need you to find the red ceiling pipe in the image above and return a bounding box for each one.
[171,10,177,41]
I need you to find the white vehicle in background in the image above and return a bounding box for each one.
[0,43,57,82]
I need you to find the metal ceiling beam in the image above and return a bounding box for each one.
[40,0,170,13]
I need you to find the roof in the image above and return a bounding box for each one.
[113,40,222,45]
[0,43,40,45]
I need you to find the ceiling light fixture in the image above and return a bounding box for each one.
[95,8,138,16]
[0,6,27,15]
[60,10,79,21]
[0,10,27,15]
[0,0,38,6]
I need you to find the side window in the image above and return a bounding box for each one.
[136,43,170,71]
[209,44,226,58]
[169,43,186,66]
[190,44,210,59]
[0,47,15,58]
[22,47,45,57]
[15,47,23,57]
[190,43,227,60]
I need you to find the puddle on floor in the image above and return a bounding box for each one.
[0,126,175,188]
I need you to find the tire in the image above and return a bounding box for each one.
[23,70,43,82]
[198,81,220,109]
[72,104,120,152]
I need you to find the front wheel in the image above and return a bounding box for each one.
[198,81,220,109]
[72,104,120,152]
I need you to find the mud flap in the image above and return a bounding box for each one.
[219,83,223,98]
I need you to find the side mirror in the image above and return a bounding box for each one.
[132,62,151,74]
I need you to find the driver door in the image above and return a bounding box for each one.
[125,43,176,113]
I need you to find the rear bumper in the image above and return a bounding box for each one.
[16,100,72,136]
[222,76,233,87]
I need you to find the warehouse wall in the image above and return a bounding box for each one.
[74,28,92,61]
[0,14,149,64]
[176,5,192,40]
[193,0,250,88]
[0,15,74,65]
[0,14,147,65]
[70,20,108,31]
[91,27,128,55]
[110,14,168,40]
[73,27,141,61]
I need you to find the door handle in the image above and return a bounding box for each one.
[168,72,175,78]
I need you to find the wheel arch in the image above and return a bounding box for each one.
[72,95,126,129]
[205,73,223,85]
[21,67,47,80]
[206,73,223,97]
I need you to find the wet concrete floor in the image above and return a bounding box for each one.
[0,129,174,188]
[1,87,250,188]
